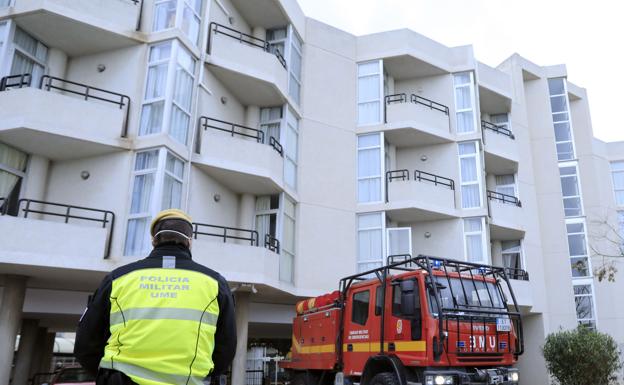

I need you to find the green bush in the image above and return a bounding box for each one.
[542,326,622,385]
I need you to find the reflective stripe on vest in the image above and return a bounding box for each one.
[99,360,205,385]
[101,267,220,385]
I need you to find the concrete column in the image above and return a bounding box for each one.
[245,105,260,130]
[387,75,395,95]
[251,27,266,41]
[13,319,39,385]
[28,328,48,379]
[22,155,49,201]
[0,275,27,385]
[237,194,256,245]
[38,332,56,374]
[47,48,68,79]
[231,291,250,385]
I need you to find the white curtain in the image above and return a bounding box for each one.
[145,63,168,99]
[357,62,381,125]
[358,135,381,202]
[125,217,150,255]
[0,143,27,199]
[161,175,182,209]
[495,174,516,196]
[464,218,484,263]
[284,113,298,189]
[130,174,154,214]
[289,34,302,104]
[387,228,411,256]
[169,106,190,144]
[501,240,521,269]
[280,198,296,282]
[181,5,200,44]
[139,102,165,135]
[153,0,176,31]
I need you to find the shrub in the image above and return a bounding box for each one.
[542,326,622,385]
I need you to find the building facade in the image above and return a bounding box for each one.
[0,1,623,384]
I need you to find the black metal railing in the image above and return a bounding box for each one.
[504,267,529,281]
[487,190,521,207]
[207,22,287,69]
[481,120,514,139]
[39,75,131,138]
[192,222,259,246]
[0,197,6,215]
[384,93,450,123]
[269,136,283,156]
[0,73,31,90]
[385,169,455,202]
[265,234,281,254]
[6,199,115,258]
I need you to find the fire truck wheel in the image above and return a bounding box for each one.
[370,372,399,385]
[292,371,318,385]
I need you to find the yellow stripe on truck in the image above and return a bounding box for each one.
[341,341,427,352]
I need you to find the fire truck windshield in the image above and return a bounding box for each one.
[429,276,506,314]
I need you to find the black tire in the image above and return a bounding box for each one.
[370,372,399,385]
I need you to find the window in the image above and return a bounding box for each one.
[358,133,383,203]
[573,283,596,329]
[453,72,476,134]
[566,220,590,278]
[284,108,299,190]
[357,212,384,272]
[559,163,583,217]
[280,196,296,283]
[0,0,10,7]
[392,285,401,316]
[139,41,196,145]
[464,217,486,264]
[0,142,27,215]
[375,286,383,316]
[610,161,624,206]
[267,28,287,58]
[153,0,203,45]
[125,149,185,255]
[351,290,370,325]
[495,174,516,197]
[618,211,624,241]
[357,61,383,126]
[548,78,576,161]
[10,27,47,86]
[260,106,282,146]
[491,113,511,133]
[288,29,302,105]
[255,195,279,242]
[386,227,411,257]
[501,240,522,271]
[458,141,482,208]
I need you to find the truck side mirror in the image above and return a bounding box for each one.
[400,280,415,316]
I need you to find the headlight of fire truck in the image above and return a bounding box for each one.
[508,370,519,382]
[425,375,454,385]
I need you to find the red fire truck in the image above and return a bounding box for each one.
[281,255,523,385]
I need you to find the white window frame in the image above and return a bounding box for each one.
[124,148,186,256]
[357,60,384,127]
[558,161,584,218]
[501,239,523,270]
[260,106,283,146]
[573,279,598,328]
[565,217,592,279]
[3,24,48,84]
[490,113,512,134]
[152,0,203,45]
[453,71,478,134]
[139,40,196,145]
[279,193,296,283]
[548,77,577,161]
[494,174,517,198]
[287,25,302,105]
[386,227,412,258]
[458,141,483,209]
[357,211,386,273]
[357,132,385,204]
[610,161,624,207]
[463,216,488,264]
[282,106,299,190]
[254,194,280,241]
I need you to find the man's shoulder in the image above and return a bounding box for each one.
[178,258,228,286]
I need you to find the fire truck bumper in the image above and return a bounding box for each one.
[423,367,519,384]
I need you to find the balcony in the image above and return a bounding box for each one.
[382,169,457,221]
[503,278,533,310]
[206,22,288,106]
[2,0,140,56]
[381,93,453,146]
[482,120,519,172]
[487,191,524,239]
[193,117,285,194]
[0,74,130,160]
[0,199,115,269]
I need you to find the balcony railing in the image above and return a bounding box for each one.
[265,234,280,254]
[487,190,521,207]
[384,93,450,123]
[481,120,514,139]
[196,116,284,157]
[504,267,529,281]
[207,22,287,69]
[0,73,131,138]
[385,168,455,202]
[1,198,115,258]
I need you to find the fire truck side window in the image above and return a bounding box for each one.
[375,286,383,316]
[352,290,370,325]
[392,285,401,316]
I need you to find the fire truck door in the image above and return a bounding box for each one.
[343,287,373,376]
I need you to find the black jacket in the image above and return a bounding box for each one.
[74,244,237,376]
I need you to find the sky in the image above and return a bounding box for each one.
[296,0,623,142]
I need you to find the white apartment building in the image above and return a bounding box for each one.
[0,1,623,384]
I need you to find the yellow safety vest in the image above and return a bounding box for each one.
[99,267,220,385]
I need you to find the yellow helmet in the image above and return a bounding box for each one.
[150,209,193,236]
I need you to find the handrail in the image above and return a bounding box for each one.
[192,222,259,246]
[269,136,283,157]
[481,120,514,139]
[414,169,455,190]
[14,199,115,258]
[207,22,287,69]
[265,234,280,254]
[198,116,264,147]
[386,253,412,266]
[385,169,409,202]
[383,93,449,123]
[487,190,521,207]
[0,73,31,90]
[504,267,529,281]
[39,75,131,138]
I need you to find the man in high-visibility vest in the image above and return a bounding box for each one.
[75,209,237,385]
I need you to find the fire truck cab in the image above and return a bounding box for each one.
[281,256,523,385]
